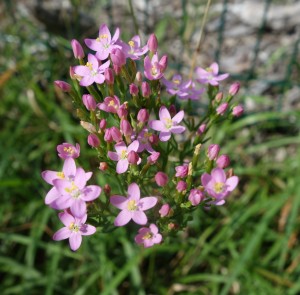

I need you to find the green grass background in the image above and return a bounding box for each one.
[1,1,299,294]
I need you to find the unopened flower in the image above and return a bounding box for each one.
[99,162,108,171]
[232,105,244,117]
[208,144,220,160]
[137,109,149,123]
[87,134,100,147]
[149,106,185,142]
[216,154,230,169]
[110,183,157,226]
[216,102,228,115]
[120,119,133,137]
[141,81,151,97]
[144,53,167,80]
[53,211,96,251]
[129,83,139,96]
[195,62,229,86]
[197,124,206,135]
[71,39,85,59]
[85,24,120,60]
[135,224,162,248]
[57,143,80,159]
[155,172,168,187]
[104,68,114,85]
[147,33,158,53]
[110,47,126,67]
[188,189,204,206]
[159,204,170,217]
[229,82,240,96]
[175,164,189,178]
[127,150,139,165]
[54,81,71,92]
[176,180,187,192]
[82,94,96,111]
[108,140,141,174]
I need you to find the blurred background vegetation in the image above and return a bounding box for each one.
[0,0,299,294]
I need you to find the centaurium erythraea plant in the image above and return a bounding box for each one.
[43,23,243,251]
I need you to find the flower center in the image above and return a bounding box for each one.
[206,67,213,72]
[173,79,180,84]
[86,62,93,71]
[108,100,116,107]
[142,232,153,240]
[120,150,127,159]
[214,182,225,193]
[164,118,173,129]
[128,40,135,47]
[65,182,80,198]
[56,172,65,179]
[151,66,158,76]
[63,146,75,155]
[68,222,80,232]
[127,199,137,211]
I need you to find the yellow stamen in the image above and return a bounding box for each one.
[63,147,75,154]
[108,100,115,107]
[120,150,127,159]
[151,66,158,76]
[127,199,137,211]
[65,182,79,193]
[56,172,65,179]
[206,67,213,72]
[128,40,135,47]
[86,62,93,70]
[142,232,153,240]
[214,182,224,193]
[68,222,79,232]
[164,118,173,129]
[173,79,180,84]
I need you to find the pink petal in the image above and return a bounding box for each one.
[69,232,82,251]
[132,211,147,225]
[53,227,71,241]
[143,239,154,248]
[159,131,171,142]
[114,141,127,154]
[127,183,140,201]
[110,195,128,209]
[63,158,76,178]
[99,60,111,71]
[74,168,87,189]
[172,110,184,124]
[88,54,99,69]
[85,172,93,181]
[96,49,110,61]
[53,195,73,210]
[215,73,229,81]
[128,140,139,152]
[131,35,140,46]
[116,159,129,174]
[81,185,101,201]
[74,65,90,76]
[201,173,212,186]
[144,56,152,71]
[170,126,185,134]
[80,76,94,87]
[53,179,70,195]
[215,200,226,206]
[80,224,96,236]
[108,151,119,161]
[42,170,58,185]
[135,233,145,245]
[70,199,86,218]
[94,74,105,84]
[139,196,157,210]
[114,210,132,226]
[159,106,171,121]
[84,39,101,51]
[210,62,219,75]
[148,120,165,132]
[211,168,226,183]
[58,211,75,227]
[99,24,112,42]
[152,233,162,244]
[226,176,239,191]
[149,224,158,234]
[111,27,120,43]
[45,187,60,205]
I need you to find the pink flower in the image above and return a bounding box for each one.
[195,62,229,86]
[98,96,121,114]
[144,53,167,80]
[135,224,162,248]
[121,35,148,60]
[53,211,96,251]
[162,74,190,96]
[176,180,187,192]
[201,168,239,205]
[137,109,149,123]
[74,54,110,86]
[177,81,205,100]
[87,134,100,147]
[110,183,157,226]
[147,34,158,53]
[82,94,96,111]
[84,24,120,60]
[108,141,141,174]
[188,189,204,206]
[175,164,189,177]
[148,106,185,142]
[57,143,80,159]
[136,128,155,153]
[155,172,168,187]
[208,144,220,160]
[147,152,160,164]
[232,105,244,117]
[110,48,126,67]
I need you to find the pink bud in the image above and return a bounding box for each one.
[197,124,206,135]
[147,33,158,53]
[229,82,240,96]
[99,119,107,130]
[87,134,100,147]
[71,39,85,59]
[110,126,122,142]
[159,204,170,217]
[215,92,223,102]
[216,102,228,115]
[155,172,168,187]
[104,128,113,142]
[141,81,151,97]
[147,152,160,164]
[117,104,128,118]
[54,81,71,92]
[148,134,159,145]
[137,109,149,123]
[159,55,168,72]
[111,48,126,67]
[175,164,188,178]
[82,94,96,111]
[113,64,121,75]
[99,162,108,171]
[127,151,139,164]
[176,180,187,192]
[129,83,139,96]
[188,189,204,206]
[216,154,230,169]
[208,144,220,160]
[169,104,177,117]
[104,68,114,85]
[232,105,244,117]
[120,119,133,136]
[136,71,143,84]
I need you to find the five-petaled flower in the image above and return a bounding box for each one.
[53,211,96,251]
[110,183,157,226]
[135,224,162,248]
[195,62,229,86]
[120,35,148,60]
[144,53,167,80]
[149,106,185,141]
[57,143,80,159]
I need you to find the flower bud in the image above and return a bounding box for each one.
[229,82,240,96]
[113,64,121,75]
[104,184,111,196]
[155,172,168,187]
[197,124,206,135]
[159,204,170,217]
[104,68,114,85]
[232,105,244,117]
[148,134,159,145]
[129,83,139,96]
[141,81,151,97]
[87,134,100,147]
[127,151,139,164]
[82,94,96,111]
[168,223,178,230]
[147,33,158,53]
[117,104,128,118]
[175,164,189,178]
[71,39,85,59]
[111,48,126,67]
[80,121,96,133]
[135,71,143,84]
[159,55,168,72]
[216,102,228,115]
[208,144,220,160]
[110,126,122,142]
[120,119,133,137]
[169,104,177,117]
[54,80,71,92]
[99,162,108,171]
[104,128,113,142]
[99,119,107,131]
[188,189,204,206]
[216,154,230,169]
[215,92,223,103]
[176,180,187,192]
[147,152,160,164]
[137,109,149,123]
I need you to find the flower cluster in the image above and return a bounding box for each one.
[46,23,243,251]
